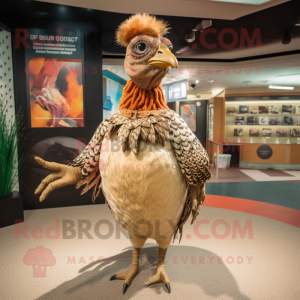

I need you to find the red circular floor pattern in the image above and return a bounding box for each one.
[204,195,300,228]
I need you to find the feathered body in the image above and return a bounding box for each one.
[101,130,187,239]
[70,109,212,239]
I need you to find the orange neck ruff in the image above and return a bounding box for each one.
[119,80,169,111]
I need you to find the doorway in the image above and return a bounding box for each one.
[179,100,208,147]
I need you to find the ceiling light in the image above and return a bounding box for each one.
[294,16,300,26]
[195,80,199,84]
[209,0,271,4]
[191,84,196,89]
[269,85,294,90]
[176,46,189,54]
[208,78,213,83]
[172,79,176,81]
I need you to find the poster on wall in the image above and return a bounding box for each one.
[290,129,300,137]
[239,105,249,114]
[282,105,292,114]
[247,116,256,125]
[276,129,287,137]
[25,29,84,128]
[270,105,279,114]
[227,106,236,114]
[259,116,269,125]
[234,128,243,136]
[180,104,196,132]
[262,128,272,137]
[249,106,258,114]
[249,129,259,136]
[259,105,269,114]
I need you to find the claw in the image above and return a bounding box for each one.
[166,283,171,293]
[123,283,129,294]
[110,274,116,281]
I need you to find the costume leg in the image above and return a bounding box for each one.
[148,235,172,293]
[110,234,147,294]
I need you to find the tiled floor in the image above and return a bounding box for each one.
[209,167,300,183]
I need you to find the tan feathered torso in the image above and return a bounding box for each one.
[101,130,187,238]
[70,109,212,240]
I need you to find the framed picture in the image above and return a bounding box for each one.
[295,105,300,114]
[270,105,279,114]
[276,129,287,137]
[262,128,272,137]
[234,128,243,137]
[236,116,244,125]
[282,105,293,114]
[259,105,269,114]
[259,116,269,125]
[270,117,281,125]
[249,129,259,136]
[180,104,196,132]
[239,105,249,114]
[227,107,236,114]
[295,117,300,126]
[284,116,293,126]
[27,58,84,128]
[290,129,300,137]
[247,116,256,125]
[249,106,258,114]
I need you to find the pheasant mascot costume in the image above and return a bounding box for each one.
[35,13,212,294]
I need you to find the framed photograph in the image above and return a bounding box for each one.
[259,116,269,125]
[276,129,287,137]
[282,105,293,114]
[180,104,196,132]
[259,105,269,114]
[270,105,279,114]
[27,58,84,128]
[239,105,249,114]
[290,129,300,137]
[284,116,293,126]
[234,128,243,137]
[295,117,300,126]
[227,107,236,114]
[236,116,244,125]
[262,128,272,137]
[295,105,300,114]
[249,106,258,114]
[247,116,256,125]
[270,117,281,125]
[249,129,259,137]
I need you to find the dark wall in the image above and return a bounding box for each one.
[12,18,105,209]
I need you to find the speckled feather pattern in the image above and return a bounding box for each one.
[69,109,212,239]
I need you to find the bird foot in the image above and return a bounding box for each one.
[148,266,171,293]
[110,266,139,294]
[110,247,141,294]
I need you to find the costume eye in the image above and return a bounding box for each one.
[134,41,150,55]
[168,45,173,51]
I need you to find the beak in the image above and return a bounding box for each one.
[148,44,178,69]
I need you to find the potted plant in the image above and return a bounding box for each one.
[0,99,24,228]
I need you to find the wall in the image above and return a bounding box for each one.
[12,19,104,210]
[0,30,14,118]
[0,29,18,192]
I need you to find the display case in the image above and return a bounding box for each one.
[225,100,300,144]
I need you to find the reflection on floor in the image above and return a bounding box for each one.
[209,166,300,183]
[0,179,299,300]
